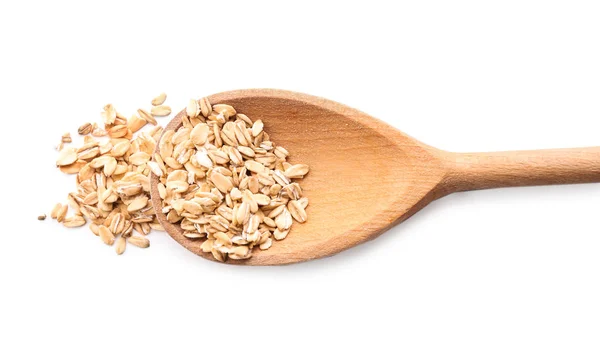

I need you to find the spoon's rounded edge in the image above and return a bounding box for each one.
[150,89,444,265]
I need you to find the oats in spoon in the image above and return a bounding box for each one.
[154,98,309,262]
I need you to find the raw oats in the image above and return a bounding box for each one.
[108,125,128,138]
[78,123,93,135]
[127,196,148,212]
[155,100,309,262]
[115,237,126,255]
[251,120,264,137]
[213,104,236,117]
[275,207,293,230]
[111,140,131,157]
[199,97,211,117]
[127,235,150,248]
[49,94,308,261]
[273,229,289,240]
[137,108,157,126]
[128,114,147,133]
[63,216,86,228]
[91,123,108,137]
[259,237,272,250]
[50,203,62,219]
[284,164,310,178]
[38,214,46,221]
[56,204,68,222]
[101,104,117,125]
[50,96,169,255]
[190,123,209,145]
[186,99,200,117]
[89,223,100,236]
[56,148,78,166]
[99,225,115,245]
[147,161,163,177]
[287,200,307,223]
[151,105,171,117]
[151,92,167,106]
[129,152,150,165]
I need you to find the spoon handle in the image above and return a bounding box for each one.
[444,147,600,192]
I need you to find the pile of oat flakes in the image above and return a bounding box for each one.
[48,93,172,254]
[46,93,309,260]
[155,97,309,261]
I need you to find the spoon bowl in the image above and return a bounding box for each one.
[151,89,600,265]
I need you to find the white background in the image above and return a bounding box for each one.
[1,1,600,344]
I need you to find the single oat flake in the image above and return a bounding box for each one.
[151,92,167,106]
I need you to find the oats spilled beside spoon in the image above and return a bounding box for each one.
[49,93,170,255]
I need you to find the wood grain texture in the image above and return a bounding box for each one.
[150,89,600,265]
[442,148,600,192]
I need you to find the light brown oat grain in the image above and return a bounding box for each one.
[137,109,157,126]
[51,203,62,219]
[199,97,211,117]
[56,148,78,166]
[63,216,86,228]
[56,204,68,222]
[115,237,126,255]
[99,225,115,245]
[78,123,93,135]
[127,235,150,248]
[186,99,200,117]
[151,105,171,117]
[89,224,100,236]
[151,92,167,106]
[101,104,117,125]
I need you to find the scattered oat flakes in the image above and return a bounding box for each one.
[50,96,169,254]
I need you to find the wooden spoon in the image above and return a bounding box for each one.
[150,89,600,265]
